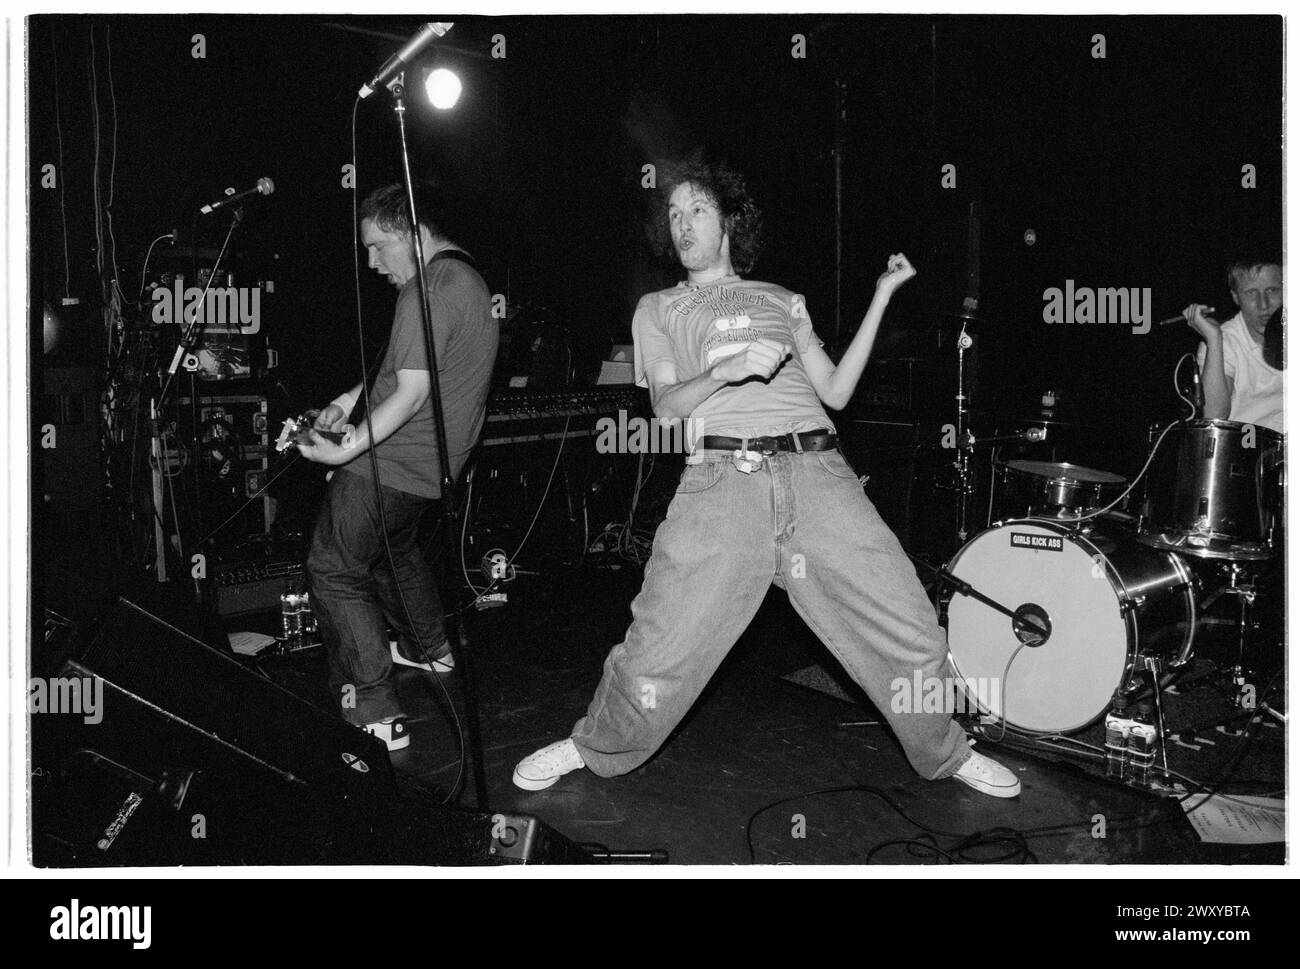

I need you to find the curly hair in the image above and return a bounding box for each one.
[648,159,764,275]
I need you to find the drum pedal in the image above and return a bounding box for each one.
[1145,778,1187,797]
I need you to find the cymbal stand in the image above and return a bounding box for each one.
[1218,563,1261,734]
[1170,562,1284,743]
[953,320,975,543]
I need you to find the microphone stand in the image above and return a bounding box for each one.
[907,549,1047,645]
[149,209,245,584]
[385,74,490,811]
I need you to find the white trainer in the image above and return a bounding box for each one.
[390,639,454,674]
[512,738,586,791]
[363,716,410,752]
[954,750,1021,798]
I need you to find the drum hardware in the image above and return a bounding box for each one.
[906,549,1051,646]
[1000,459,1128,520]
[943,519,1198,735]
[1209,563,1265,691]
[953,320,975,542]
[1141,654,1174,786]
[1137,419,1284,562]
[991,420,1181,533]
[1011,603,1051,647]
[970,428,1049,447]
[1119,595,1145,613]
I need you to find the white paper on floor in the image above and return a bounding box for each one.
[1181,794,1284,844]
[228,631,277,656]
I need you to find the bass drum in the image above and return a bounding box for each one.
[943,520,1196,734]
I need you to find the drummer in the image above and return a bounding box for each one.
[1184,253,1283,433]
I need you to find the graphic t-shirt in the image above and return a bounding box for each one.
[632,276,834,446]
[338,255,497,499]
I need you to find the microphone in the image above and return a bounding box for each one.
[1156,308,1220,327]
[358,22,453,99]
[200,177,275,216]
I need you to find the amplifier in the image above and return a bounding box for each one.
[213,558,303,618]
[482,385,643,447]
[159,393,275,541]
[486,385,642,419]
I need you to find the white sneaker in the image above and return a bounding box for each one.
[954,750,1021,798]
[390,639,454,674]
[363,716,410,752]
[512,738,585,791]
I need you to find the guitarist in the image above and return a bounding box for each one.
[294,183,497,751]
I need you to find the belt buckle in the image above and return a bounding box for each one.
[732,448,765,474]
[754,436,780,456]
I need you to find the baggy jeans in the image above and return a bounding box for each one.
[570,448,971,780]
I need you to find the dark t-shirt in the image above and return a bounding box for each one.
[338,255,497,498]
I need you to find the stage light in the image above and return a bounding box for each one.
[425,68,462,110]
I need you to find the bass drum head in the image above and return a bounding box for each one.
[945,521,1130,734]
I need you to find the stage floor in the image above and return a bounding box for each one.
[253,565,1285,866]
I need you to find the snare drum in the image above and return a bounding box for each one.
[1139,419,1284,561]
[1000,459,1127,519]
[944,520,1196,734]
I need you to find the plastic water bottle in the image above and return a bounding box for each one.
[1104,698,1132,780]
[280,592,303,650]
[1126,703,1158,788]
[299,592,317,641]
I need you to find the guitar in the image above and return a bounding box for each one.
[274,414,351,454]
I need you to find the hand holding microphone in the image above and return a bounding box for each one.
[1181,303,1223,341]
[1153,304,1223,336]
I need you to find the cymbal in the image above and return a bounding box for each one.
[1003,460,1127,484]
[938,308,989,326]
[996,415,1100,431]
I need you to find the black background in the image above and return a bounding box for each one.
[28,13,1283,427]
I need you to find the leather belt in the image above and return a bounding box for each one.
[699,430,839,455]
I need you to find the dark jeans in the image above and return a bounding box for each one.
[307,469,449,725]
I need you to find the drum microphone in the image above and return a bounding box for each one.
[200,177,275,215]
[966,427,1047,447]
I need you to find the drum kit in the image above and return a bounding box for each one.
[938,409,1285,744]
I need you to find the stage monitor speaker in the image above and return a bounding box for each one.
[33,595,395,800]
[33,750,595,866]
[31,595,595,866]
